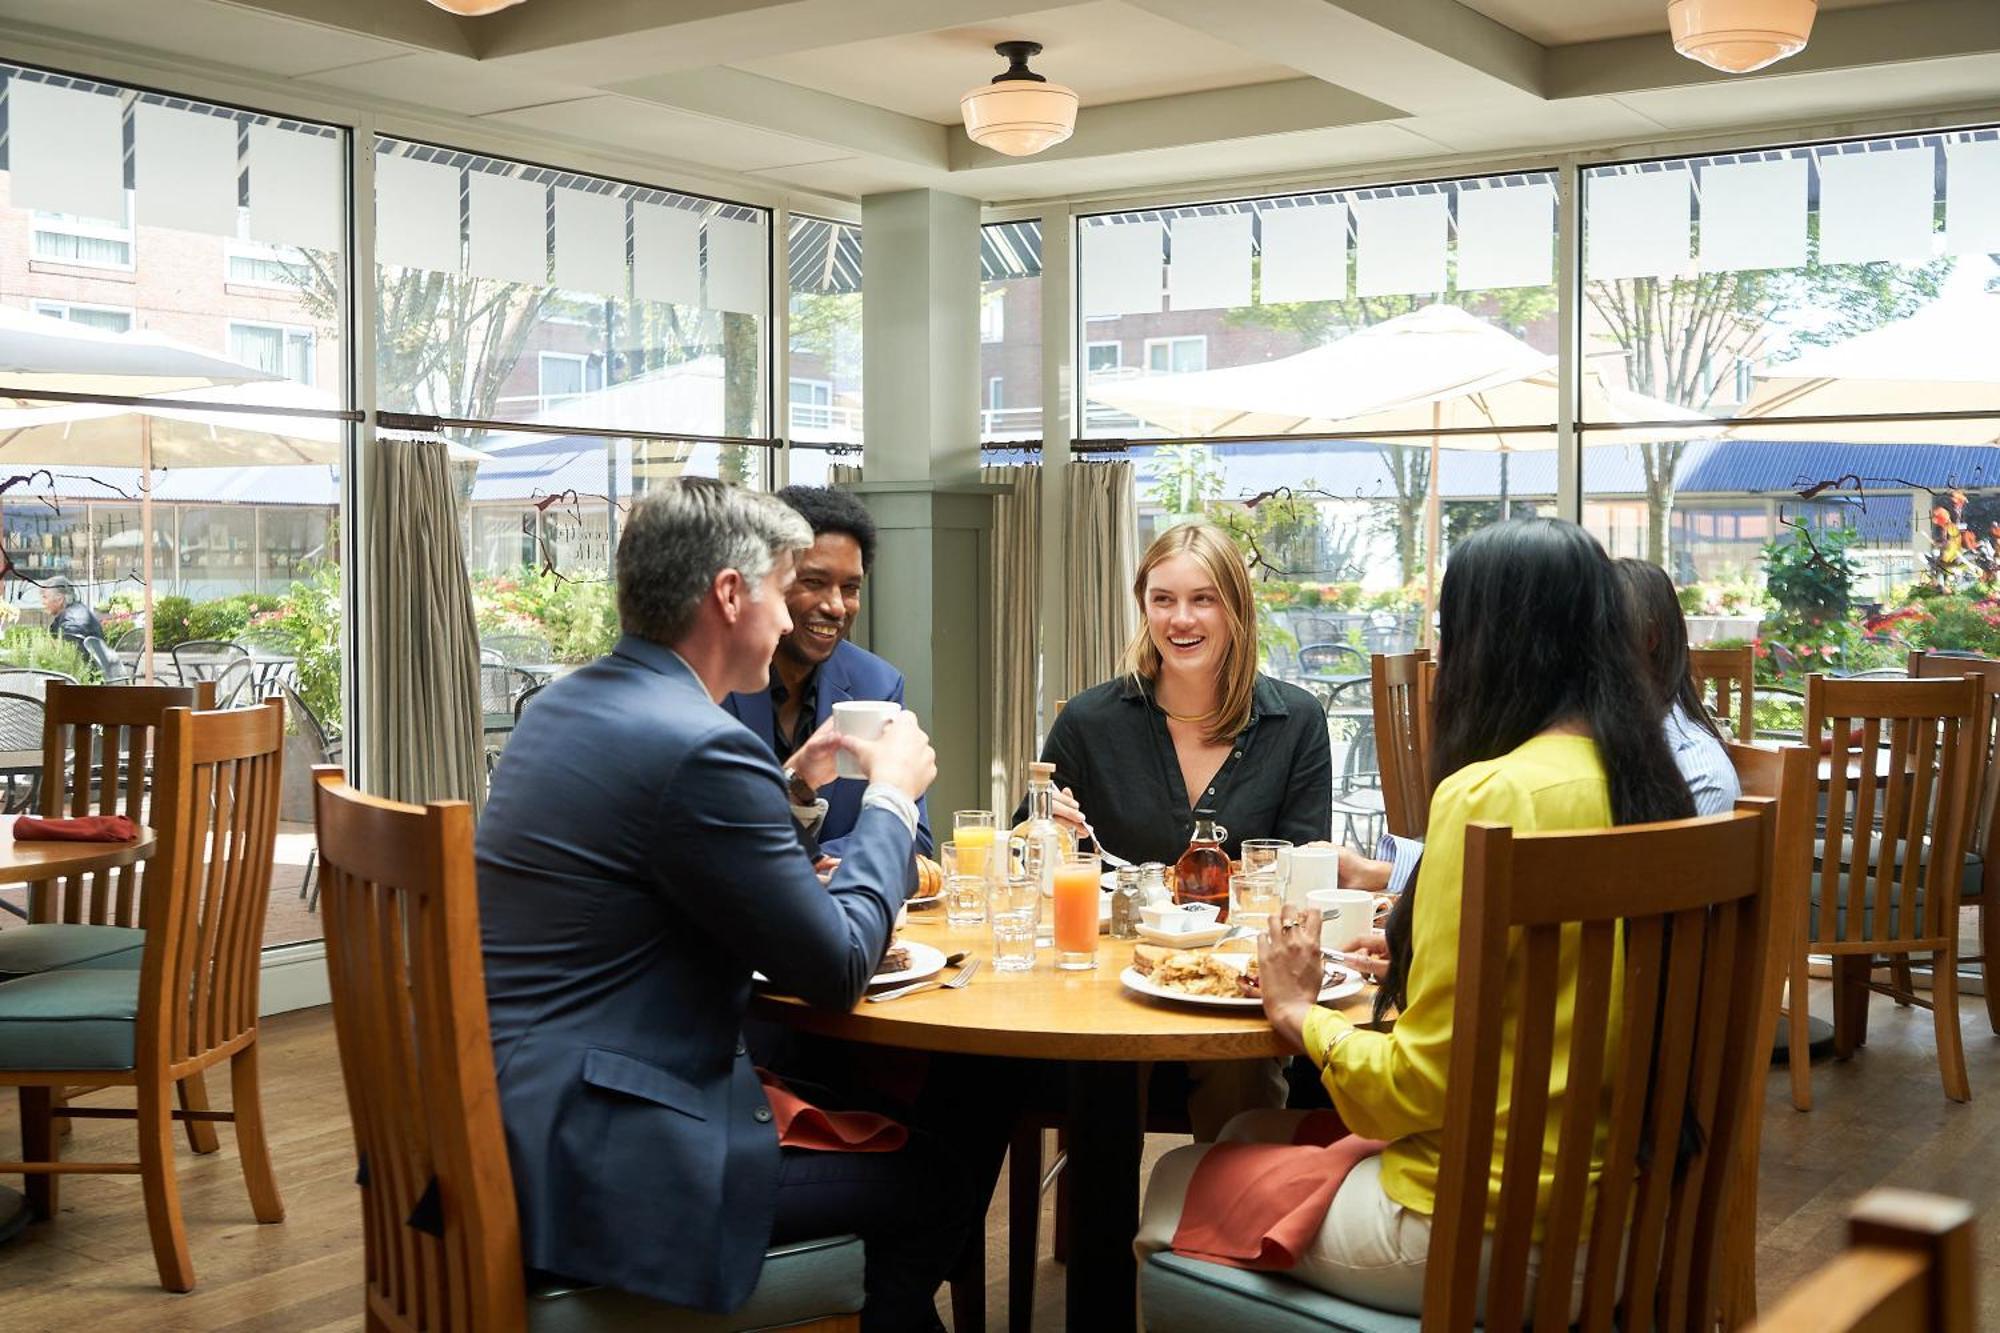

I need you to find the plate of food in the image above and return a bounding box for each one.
[1121,945,1362,1010]
[871,938,947,988]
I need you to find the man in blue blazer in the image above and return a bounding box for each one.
[724,486,933,859]
[478,479,971,1329]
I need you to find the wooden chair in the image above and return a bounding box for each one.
[1371,650,1432,839]
[1803,674,1982,1106]
[1720,743,1815,1327]
[1692,646,1756,743]
[1907,649,2000,1035]
[0,701,287,1290]
[1751,1189,1976,1333]
[310,767,865,1333]
[1141,802,1778,1332]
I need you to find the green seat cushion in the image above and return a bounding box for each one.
[0,925,144,978]
[0,968,138,1070]
[1811,836,1952,939]
[527,1235,865,1332]
[1143,1253,1425,1333]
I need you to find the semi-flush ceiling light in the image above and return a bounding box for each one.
[960,41,1078,157]
[1668,0,1817,74]
[426,0,525,15]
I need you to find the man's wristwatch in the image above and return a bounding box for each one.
[782,766,817,807]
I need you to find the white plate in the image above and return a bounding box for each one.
[1119,956,1364,1010]
[870,939,947,988]
[754,939,948,992]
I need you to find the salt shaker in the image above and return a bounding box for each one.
[1137,861,1170,908]
[1109,866,1144,939]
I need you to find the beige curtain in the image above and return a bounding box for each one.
[362,437,485,811]
[982,463,1041,808]
[1063,460,1139,699]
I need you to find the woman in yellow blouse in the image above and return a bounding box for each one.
[1137,519,1697,1316]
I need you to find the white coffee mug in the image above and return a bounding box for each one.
[1280,845,1340,902]
[1306,888,1376,952]
[832,700,901,779]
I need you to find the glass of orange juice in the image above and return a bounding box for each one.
[953,810,997,880]
[1052,851,1102,971]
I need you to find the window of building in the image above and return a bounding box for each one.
[537,351,604,410]
[1086,341,1123,373]
[788,215,861,447]
[1144,336,1207,374]
[987,377,1005,411]
[981,288,1006,343]
[225,226,312,289]
[32,194,136,269]
[31,300,133,334]
[228,320,316,385]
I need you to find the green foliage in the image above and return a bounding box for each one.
[1147,445,1225,519]
[149,596,198,650]
[471,570,618,664]
[1762,526,1857,625]
[0,627,92,680]
[270,563,343,728]
[183,593,285,645]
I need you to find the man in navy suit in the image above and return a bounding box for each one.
[478,479,972,1330]
[724,486,933,860]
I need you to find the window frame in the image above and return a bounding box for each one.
[227,317,318,387]
[31,191,137,271]
[1143,335,1207,375]
[31,299,135,333]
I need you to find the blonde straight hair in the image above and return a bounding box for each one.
[1120,521,1259,745]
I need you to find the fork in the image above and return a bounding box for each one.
[867,957,981,1002]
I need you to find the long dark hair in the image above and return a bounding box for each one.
[1613,557,1722,741]
[1374,520,1694,1018]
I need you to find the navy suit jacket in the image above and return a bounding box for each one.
[476,635,917,1312]
[723,638,933,859]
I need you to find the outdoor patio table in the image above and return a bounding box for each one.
[752,915,1377,1330]
[0,813,157,1246]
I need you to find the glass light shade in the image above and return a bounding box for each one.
[1667,0,1817,73]
[960,78,1079,157]
[426,0,525,14]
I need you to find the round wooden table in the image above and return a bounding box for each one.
[0,815,157,1244]
[753,913,1377,1331]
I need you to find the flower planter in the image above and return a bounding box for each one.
[1685,614,1764,645]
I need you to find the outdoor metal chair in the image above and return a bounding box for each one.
[278,684,343,914]
[1326,676,1385,848]
[482,632,553,665]
[170,639,250,688]
[482,664,539,780]
[0,690,46,817]
[76,635,132,684]
[513,680,547,722]
[0,668,78,702]
[210,658,258,708]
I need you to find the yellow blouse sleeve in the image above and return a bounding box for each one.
[1313,765,1538,1141]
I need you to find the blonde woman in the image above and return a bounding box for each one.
[1027,520,1332,865]
[1019,521,1332,1136]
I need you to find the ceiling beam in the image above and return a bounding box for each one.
[472,0,1061,83]
[949,78,1407,171]
[212,0,477,57]
[611,68,949,169]
[1129,0,1546,114]
[1546,0,2000,100]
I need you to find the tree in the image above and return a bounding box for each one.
[1227,286,1556,584]
[1585,247,1951,566]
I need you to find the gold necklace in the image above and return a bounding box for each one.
[1161,703,1217,724]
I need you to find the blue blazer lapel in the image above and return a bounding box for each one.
[815,646,857,728]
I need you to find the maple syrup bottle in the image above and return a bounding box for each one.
[1173,808,1232,921]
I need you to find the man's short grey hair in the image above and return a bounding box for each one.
[616,478,814,645]
[45,577,73,600]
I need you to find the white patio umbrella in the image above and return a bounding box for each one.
[0,304,279,401]
[1732,288,2000,443]
[1088,304,1711,634]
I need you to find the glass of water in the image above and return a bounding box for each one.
[1230,871,1284,933]
[944,872,988,927]
[991,873,1040,971]
[1239,839,1292,878]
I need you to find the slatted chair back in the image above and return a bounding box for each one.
[1751,1189,1976,1333]
[1907,650,2000,893]
[1690,646,1754,742]
[1422,803,1775,1333]
[311,767,525,1333]
[1716,743,1814,1326]
[35,680,215,925]
[1805,674,1981,964]
[143,701,285,1083]
[1370,651,1431,839]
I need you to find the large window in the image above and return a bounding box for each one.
[1580,126,2000,674]
[787,215,863,455]
[981,219,1042,444]
[0,59,351,950]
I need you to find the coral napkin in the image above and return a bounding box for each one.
[755,1068,908,1153]
[12,814,138,843]
[1170,1110,1387,1271]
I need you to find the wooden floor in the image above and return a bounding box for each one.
[2,982,1999,1331]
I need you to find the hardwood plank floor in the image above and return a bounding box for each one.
[2,982,1998,1331]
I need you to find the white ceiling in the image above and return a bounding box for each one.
[0,0,1993,207]
[1459,0,1906,47]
